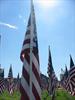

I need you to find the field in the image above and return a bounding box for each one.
[0,89,75,100]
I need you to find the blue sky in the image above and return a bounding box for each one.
[0,0,75,80]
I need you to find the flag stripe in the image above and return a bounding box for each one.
[32,63,41,86]
[21,76,30,99]
[0,78,5,94]
[23,39,30,45]
[32,83,41,100]
[20,84,29,100]
[32,73,41,97]
[22,66,30,85]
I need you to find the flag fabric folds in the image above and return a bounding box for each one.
[47,46,56,96]
[0,68,5,94]
[66,56,75,96]
[0,78,5,94]
[61,55,75,96]
[8,81,14,94]
[61,66,69,90]
[7,65,14,94]
[20,0,41,100]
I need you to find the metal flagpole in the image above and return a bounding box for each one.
[30,0,33,99]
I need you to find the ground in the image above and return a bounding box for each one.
[0,89,75,100]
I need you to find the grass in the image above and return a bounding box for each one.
[0,90,21,100]
[0,89,75,100]
[55,89,75,100]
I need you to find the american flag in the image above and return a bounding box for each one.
[0,78,5,94]
[8,80,14,95]
[20,0,41,100]
[8,65,14,94]
[47,46,56,96]
[66,56,75,96]
[61,66,69,89]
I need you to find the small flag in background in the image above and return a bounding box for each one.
[20,0,41,100]
[7,65,14,95]
[61,65,68,90]
[0,68,5,94]
[47,46,56,96]
[61,55,75,96]
[67,55,75,96]
[0,78,5,94]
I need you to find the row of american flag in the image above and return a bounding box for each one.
[61,55,75,96]
[0,65,20,95]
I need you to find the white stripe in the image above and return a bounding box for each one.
[21,76,30,98]
[22,40,37,52]
[71,80,75,86]
[23,59,30,73]
[70,69,75,75]
[70,74,75,79]
[25,34,31,40]
[70,83,73,93]
[33,42,37,47]
[32,73,41,98]
[32,92,35,100]
[22,44,30,51]
[32,53,39,72]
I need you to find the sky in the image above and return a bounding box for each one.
[0,0,75,80]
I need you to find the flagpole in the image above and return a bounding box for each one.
[30,0,33,99]
[0,34,1,68]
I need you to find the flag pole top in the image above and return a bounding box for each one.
[70,54,74,68]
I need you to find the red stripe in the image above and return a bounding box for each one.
[25,53,30,64]
[33,47,39,63]
[20,84,29,100]
[23,39,30,45]
[32,83,41,100]
[32,62,41,87]
[22,66,30,85]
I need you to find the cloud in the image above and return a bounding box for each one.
[0,22,18,30]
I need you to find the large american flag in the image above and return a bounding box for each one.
[20,0,41,100]
[47,46,56,96]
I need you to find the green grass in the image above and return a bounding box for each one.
[0,89,75,100]
[41,89,75,100]
[0,90,21,100]
[55,89,75,100]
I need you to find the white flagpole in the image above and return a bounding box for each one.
[30,0,33,99]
